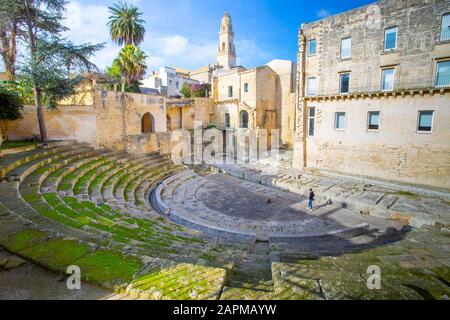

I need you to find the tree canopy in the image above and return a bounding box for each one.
[107,1,146,47]
[7,0,104,141]
[112,45,147,92]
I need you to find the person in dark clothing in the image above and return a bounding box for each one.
[308,189,315,211]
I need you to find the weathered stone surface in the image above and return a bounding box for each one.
[215,162,450,227]
[0,144,448,301]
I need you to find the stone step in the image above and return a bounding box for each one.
[0,145,83,178]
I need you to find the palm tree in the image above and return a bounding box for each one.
[116,45,147,92]
[107,1,145,47]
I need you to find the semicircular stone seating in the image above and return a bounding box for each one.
[154,170,370,242]
[0,142,244,300]
[1,142,448,300]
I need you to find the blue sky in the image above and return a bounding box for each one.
[2,0,375,73]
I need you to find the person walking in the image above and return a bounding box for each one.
[308,188,315,211]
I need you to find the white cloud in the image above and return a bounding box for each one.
[153,35,189,56]
[64,1,118,70]
[64,1,109,44]
[316,9,331,18]
[62,1,273,74]
[144,36,216,71]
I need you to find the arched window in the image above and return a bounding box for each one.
[225,113,230,128]
[142,112,155,134]
[240,111,249,129]
[222,42,226,51]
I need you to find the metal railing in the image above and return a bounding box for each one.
[307,76,450,97]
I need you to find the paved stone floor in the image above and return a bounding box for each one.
[199,174,322,221]
[159,172,403,240]
[215,163,450,228]
[198,174,401,231]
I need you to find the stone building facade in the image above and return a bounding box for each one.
[146,11,297,147]
[210,12,296,147]
[294,0,450,190]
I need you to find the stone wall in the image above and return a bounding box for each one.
[266,60,297,147]
[126,133,172,155]
[1,105,96,144]
[95,91,167,151]
[0,72,10,81]
[304,94,450,190]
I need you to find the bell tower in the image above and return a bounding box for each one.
[217,11,237,70]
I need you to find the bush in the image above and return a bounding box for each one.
[181,83,210,98]
[180,82,192,98]
[0,87,23,120]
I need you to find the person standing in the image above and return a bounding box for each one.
[308,189,315,211]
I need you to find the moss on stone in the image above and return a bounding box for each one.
[74,250,143,289]
[21,239,91,271]
[128,264,226,300]
[6,229,48,252]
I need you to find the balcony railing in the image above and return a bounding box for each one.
[306,76,450,97]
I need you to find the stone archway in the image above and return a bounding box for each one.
[240,110,249,129]
[142,112,155,134]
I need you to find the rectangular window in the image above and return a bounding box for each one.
[225,113,231,128]
[436,60,450,87]
[341,37,352,59]
[417,111,434,133]
[308,107,315,137]
[244,83,249,93]
[340,73,350,94]
[308,39,317,56]
[368,111,380,131]
[176,81,179,89]
[384,27,398,51]
[228,86,233,98]
[307,77,317,96]
[441,13,450,41]
[381,68,395,91]
[335,112,346,130]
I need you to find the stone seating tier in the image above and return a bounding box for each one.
[0,142,448,300]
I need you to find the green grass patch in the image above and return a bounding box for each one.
[1,141,36,150]
[6,229,48,252]
[21,239,91,271]
[58,159,106,192]
[22,194,42,204]
[74,250,143,288]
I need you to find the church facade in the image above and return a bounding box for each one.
[189,12,297,147]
